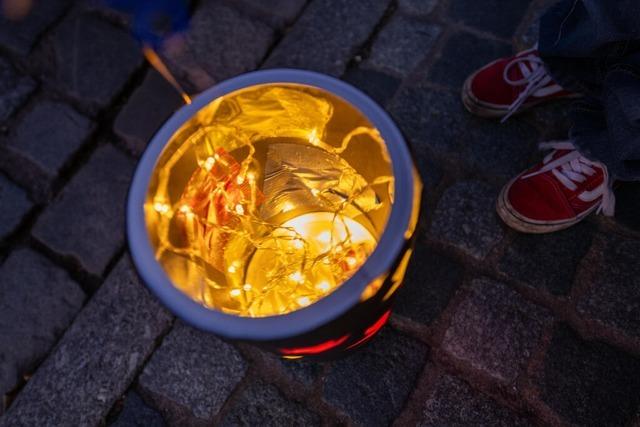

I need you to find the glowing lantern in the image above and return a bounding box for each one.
[127,69,421,358]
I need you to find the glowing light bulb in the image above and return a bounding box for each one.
[153,202,169,213]
[282,202,294,213]
[235,204,245,215]
[346,256,357,269]
[229,289,241,297]
[227,265,237,274]
[316,280,331,292]
[289,271,305,284]
[243,283,252,291]
[297,296,311,307]
[203,156,215,171]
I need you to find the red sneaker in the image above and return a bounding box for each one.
[462,47,579,121]
[497,141,615,233]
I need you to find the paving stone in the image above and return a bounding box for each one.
[389,86,466,159]
[0,0,70,56]
[498,221,595,295]
[394,243,464,324]
[614,182,640,233]
[0,100,94,197]
[0,57,36,123]
[161,2,274,92]
[1,256,173,426]
[398,0,438,16]
[535,324,640,426]
[138,321,247,426]
[419,373,533,426]
[576,235,640,341]
[428,32,512,89]
[365,15,442,77]
[221,380,321,426]
[0,174,32,242]
[449,0,532,38]
[527,99,573,141]
[221,0,306,28]
[342,67,400,107]
[323,328,428,426]
[47,11,142,112]
[111,391,165,427]
[430,181,505,260]
[442,278,551,383]
[32,145,135,276]
[113,69,183,156]
[264,0,392,76]
[278,358,323,387]
[0,249,85,398]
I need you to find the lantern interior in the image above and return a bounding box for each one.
[145,83,394,317]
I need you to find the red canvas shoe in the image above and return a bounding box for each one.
[462,47,580,121]
[497,141,615,233]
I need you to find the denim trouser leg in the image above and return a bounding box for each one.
[538,0,640,181]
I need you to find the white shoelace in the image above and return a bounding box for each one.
[501,51,555,123]
[522,141,615,216]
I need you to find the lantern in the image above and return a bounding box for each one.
[127,69,421,359]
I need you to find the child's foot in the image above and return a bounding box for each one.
[497,141,615,233]
[462,47,579,121]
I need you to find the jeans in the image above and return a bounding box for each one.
[539,0,640,181]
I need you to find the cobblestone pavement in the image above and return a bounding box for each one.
[1,0,639,426]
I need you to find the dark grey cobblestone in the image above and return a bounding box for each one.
[449,0,532,38]
[394,241,464,324]
[264,0,392,76]
[442,278,551,384]
[576,235,640,341]
[498,221,595,295]
[111,391,165,427]
[343,67,400,107]
[162,2,274,92]
[428,32,512,89]
[534,324,640,426]
[0,0,70,56]
[1,256,173,426]
[0,100,94,198]
[32,145,134,277]
[113,69,183,156]
[323,328,428,426]
[419,373,533,426]
[222,0,307,29]
[46,11,142,112]
[221,380,321,426]
[0,57,36,124]
[277,358,322,387]
[365,14,442,78]
[138,321,247,427]
[0,174,32,242]
[398,0,438,17]
[0,249,84,399]
[430,181,505,260]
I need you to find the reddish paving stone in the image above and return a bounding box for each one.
[323,328,428,426]
[276,357,323,387]
[441,278,551,384]
[111,391,165,427]
[342,67,400,107]
[46,11,142,112]
[394,243,465,324]
[428,31,512,89]
[0,57,36,124]
[0,174,32,242]
[365,14,442,77]
[221,380,321,426]
[0,100,94,198]
[576,235,640,341]
[430,181,505,260]
[32,145,135,277]
[264,0,392,76]
[1,256,173,426]
[138,321,247,426]
[497,221,595,295]
[113,69,183,156]
[221,0,307,28]
[161,2,274,92]
[0,0,70,56]
[0,249,84,399]
[419,374,533,426]
[534,324,640,426]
